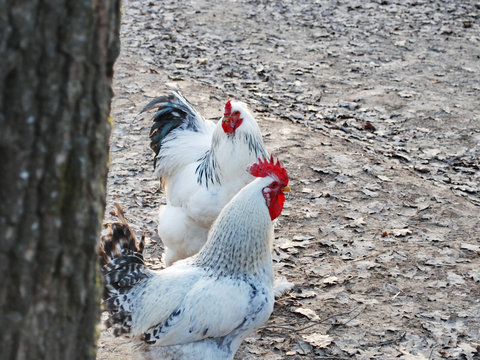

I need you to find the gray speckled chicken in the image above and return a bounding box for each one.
[100,157,290,360]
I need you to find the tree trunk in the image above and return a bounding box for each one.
[0,1,120,359]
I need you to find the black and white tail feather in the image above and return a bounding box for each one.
[142,91,205,170]
[100,203,148,336]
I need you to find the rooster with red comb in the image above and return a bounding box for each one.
[100,157,290,359]
[142,91,269,266]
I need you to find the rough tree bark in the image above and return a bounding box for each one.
[0,1,120,359]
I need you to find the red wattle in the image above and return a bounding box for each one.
[222,120,235,134]
[268,192,285,220]
[222,114,243,134]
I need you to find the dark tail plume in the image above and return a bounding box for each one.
[99,203,147,335]
[99,202,144,267]
[142,91,203,169]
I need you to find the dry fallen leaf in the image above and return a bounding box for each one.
[377,175,393,182]
[362,188,379,198]
[460,243,480,253]
[322,276,340,285]
[294,307,320,320]
[391,228,412,237]
[458,342,478,360]
[363,121,376,132]
[466,270,480,283]
[302,333,333,348]
[349,217,366,227]
[447,271,465,286]
[290,290,317,299]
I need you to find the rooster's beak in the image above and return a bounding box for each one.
[222,116,229,123]
[283,185,291,192]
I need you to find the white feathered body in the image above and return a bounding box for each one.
[103,176,277,359]
[147,93,268,265]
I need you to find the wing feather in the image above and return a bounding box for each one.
[141,276,272,347]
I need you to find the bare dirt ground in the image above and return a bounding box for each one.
[98,1,480,359]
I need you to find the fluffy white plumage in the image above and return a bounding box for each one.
[101,172,289,359]
[144,92,268,265]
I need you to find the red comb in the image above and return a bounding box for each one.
[249,155,289,185]
[224,100,232,116]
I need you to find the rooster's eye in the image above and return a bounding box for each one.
[271,181,278,187]
[233,111,240,116]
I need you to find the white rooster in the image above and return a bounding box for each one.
[100,157,290,360]
[142,91,268,265]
